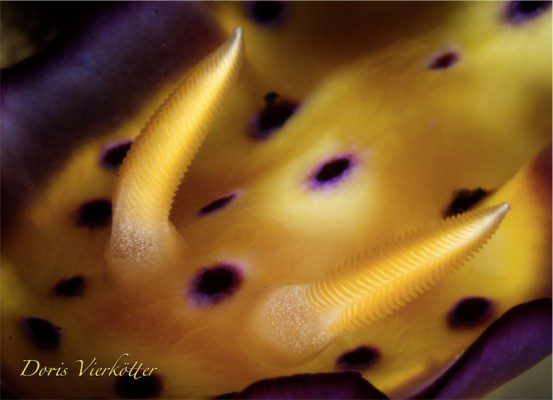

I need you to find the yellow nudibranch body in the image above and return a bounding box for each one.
[1,2,551,399]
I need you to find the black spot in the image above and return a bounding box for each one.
[115,375,163,399]
[336,346,381,372]
[198,193,237,216]
[505,1,551,23]
[444,188,490,217]
[21,317,61,350]
[428,51,460,70]
[315,158,351,182]
[77,199,112,228]
[448,297,493,329]
[189,264,242,307]
[249,93,297,140]
[310,156,354,188]
[100,139,133,171]
[264,91,279,105]
[53,275,86,297]
[246,1,287,25]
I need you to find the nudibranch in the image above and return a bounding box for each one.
[1,2,551,399]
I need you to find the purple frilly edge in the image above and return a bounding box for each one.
[413,298,552,399]
[220,299,551,399]
[221,371,388,400]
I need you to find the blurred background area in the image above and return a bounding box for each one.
[0,2,100,69]
[487,356,551,399]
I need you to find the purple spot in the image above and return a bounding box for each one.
[448,297,494,329]
[336,346,381,372]
[444,188,490,217]
[21,317,62,350]
[198,193,237,216]
[115,374,163,399]
[245,1,287,25]
[77,199,112,228]
[99,139,133,171]
[189,264,242,307]
[505,1,551,24]
[309,155,355,189]
[53,275,86,297]
[249,92,297,140]
[428,51,460,70]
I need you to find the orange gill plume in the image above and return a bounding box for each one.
[106,28,244,279]
[250,203,510,364]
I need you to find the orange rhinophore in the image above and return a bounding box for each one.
[108,28,244,279]
[251,203,510,363]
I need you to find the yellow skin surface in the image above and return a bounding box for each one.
[1,2,552,398]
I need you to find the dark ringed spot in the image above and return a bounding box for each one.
[249,92,297,140]
[53,275,86,297]
[21,317,62,350]
[77,199,112,228]
[99,139,133,171]
[315,158,351,183]
[505,1,551,23]
[428,50,460,70]
[336,345,381,372]
[189,264,243,307]
[245,1,287,25]
[444,188,490,217]
[198,193,237,216]
[448,297,493,329]
[309,155,355,189]
[115,374,163,399]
